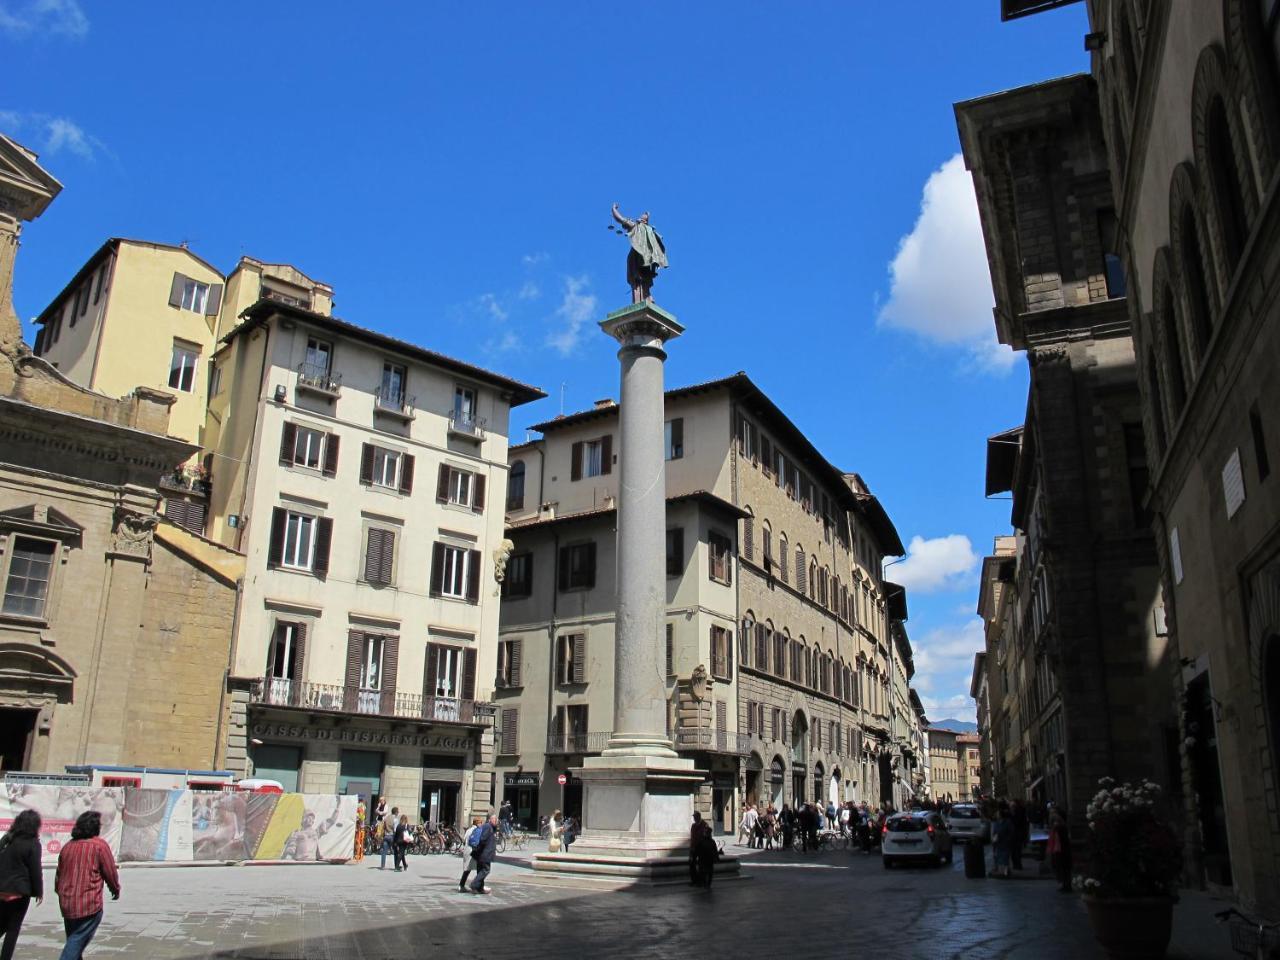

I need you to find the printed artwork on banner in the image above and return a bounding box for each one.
[0,784,125,865]
[193,790,252,860]
[255,794,357,861]
[120,789,193,862]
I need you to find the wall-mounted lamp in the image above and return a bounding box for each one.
[1084,31,1108,51]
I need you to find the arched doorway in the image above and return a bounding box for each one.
[830,766,842,807]
[878,752,893,806]
[770,756,785,808]
[745,752,764,807]
[791,712,808,804]
[812,761,825,811]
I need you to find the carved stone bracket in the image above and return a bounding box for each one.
[109,508,159,562]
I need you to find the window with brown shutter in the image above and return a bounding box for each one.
[570,441,584,481]
[664,418,683,460]
[462,647,477,700]
[795,546,806,594]
[267,508,287,567]
[497,638,523,688]
[559,542,595,590]
[466,548,481,603]
[380,636,399,714]
[344,631,365,693]
[312,517,333,575]
[472,474,486,513]
[556,633,587,685]
[572,633,586,684]
[436,463,451,503]
[746,700,756,735]
[711,625,729,680]
[754,622,767,671]
[716,699,726,734]
[739,618,752,667]
[599,434,612,475]
[429,542,446,596]
[666,527,683,577]
[359,443,375,484]
[279,422,298,466]
[742,515,753,562]
[500,708,519,755]
[364,528,395,585]
[322,434,340,477]
[761,435,772,477]
[708,531,732,584]
[399,453,414,494]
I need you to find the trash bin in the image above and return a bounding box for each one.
[964,840,986,879]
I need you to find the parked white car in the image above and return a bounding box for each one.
[882,811,953,868]
[945,803,991,843]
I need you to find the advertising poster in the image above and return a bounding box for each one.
[192,790,252,861]
[120,789,193,862]
[0,784,125,864]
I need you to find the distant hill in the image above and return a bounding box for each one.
[931,719,978,733]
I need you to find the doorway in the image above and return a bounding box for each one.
[502,785,540,830]
[249,743,302,792]
[770,757,785,808]
[338,750,384,809]
[421,781,460,828]
[0,708,36,771]
[1187,673,1232,885]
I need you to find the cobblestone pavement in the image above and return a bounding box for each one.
[14,843,1236,959]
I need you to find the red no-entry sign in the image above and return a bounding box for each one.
[557,774,568,786]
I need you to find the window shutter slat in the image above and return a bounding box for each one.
[279,422,297,466]
[600,434,613,475]
[726,629,733,676]
[381,637,399,714]
[743,517,753,562]
[501,708,518,755]
[572,634,586,684]
[463,648,477,700]
[322,433,340,477]
[292,622,307,683]
[364,529,382,583]
[206,283,223,317]
[436,464,450,503]
[472,474,486,513]
[379,530,394,585]
[313,517,333,575]
[168,272,185,308]
[424,643,440,699]
[570,442,583,482]
[344,631,364,691]
[511,639,522,687]
[360,443,375,485]
[466,549,481,603]
[399,453,415,494]
[430,542,446,596]
[267,507,286,567]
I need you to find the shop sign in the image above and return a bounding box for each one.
[251,722,472,751]
[504,772,540,787]
[712,774,734,788]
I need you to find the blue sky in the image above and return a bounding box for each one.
[2,0,1088,721]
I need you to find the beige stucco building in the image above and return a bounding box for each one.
[493,373,913,830]
[928,728,961,803]
[0,135,243,777]
[205,296,543,827]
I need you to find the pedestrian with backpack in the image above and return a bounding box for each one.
[466,814,499,895]
[392,815,410,872]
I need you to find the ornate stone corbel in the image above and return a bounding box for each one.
[492,538,514,596]
[690,664,708,701]
[109,508,159,561]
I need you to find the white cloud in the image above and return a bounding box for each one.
[877,153,1013,373]
[922,693,976,723]
[890,533,979,595]
[0,0,88,38]
[517,281,540,301]
[913,618,985,725]
[522,252,549,266]
[0,110,105,160]
[545,275,597,355]
[478,292,508,323]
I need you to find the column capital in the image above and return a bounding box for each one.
[599,301,684,347]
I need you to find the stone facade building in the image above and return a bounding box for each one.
[494,373,912,830]
[927,728,961,802]
[0,135,243,776]
[957,73,1173,845]
[1000,0,1280,911]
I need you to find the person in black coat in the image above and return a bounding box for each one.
[0,809,43,960]
[468,814,499,894]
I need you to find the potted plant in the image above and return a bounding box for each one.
[1078,778,1182,959]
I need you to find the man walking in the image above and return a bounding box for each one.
[467,814,499,895]
[55,811,120,960]
[379,806,398,869]
[738,803,757,847]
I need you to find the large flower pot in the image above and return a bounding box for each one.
[1082,895,1174,960]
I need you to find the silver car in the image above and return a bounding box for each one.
[882,811,953,868]
[945,803,991,843]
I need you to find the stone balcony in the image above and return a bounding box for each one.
[248,678,492,727]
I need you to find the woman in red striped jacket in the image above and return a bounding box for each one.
[54,811,120,960]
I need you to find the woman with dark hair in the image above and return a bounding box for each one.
[0,809,43,960]
[55,810,120,960]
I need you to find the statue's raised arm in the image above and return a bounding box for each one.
[610,203,668,304]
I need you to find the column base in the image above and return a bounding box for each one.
[531,753,742,884]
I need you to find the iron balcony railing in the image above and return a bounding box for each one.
[375,386,416,417]
[249,678,484,725]
[296,362,341,396]
[545,731,612,754]
[448,409,487,439]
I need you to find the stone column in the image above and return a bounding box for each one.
[601,302,683,758]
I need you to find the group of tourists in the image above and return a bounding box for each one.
[0,808,120,960]
[737,799,897,853]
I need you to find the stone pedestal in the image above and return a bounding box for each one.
[533,302,739,884]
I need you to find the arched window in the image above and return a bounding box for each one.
[762,520,773,570]
[792,636,804,680]
[1180,203,1215,357]
[778,534,789,584]
[777,629,791,680]
[1160,288,1189,414]
[741,611,755,667]
[1207,96,1252,271]
[742,508,755,564]
[761,620,775,674]
[808,558,818,600]
[507,460,525,511]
